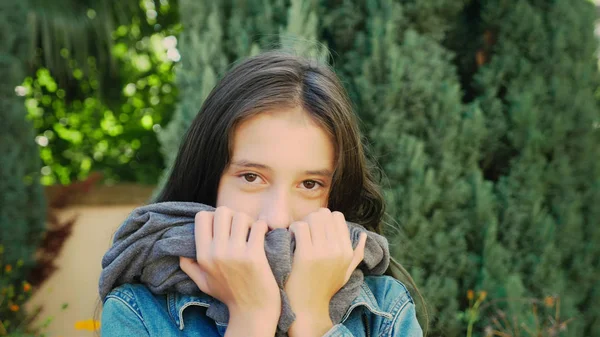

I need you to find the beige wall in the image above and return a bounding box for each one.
[26,204,140,337]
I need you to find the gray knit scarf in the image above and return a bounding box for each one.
[99,202,389,335]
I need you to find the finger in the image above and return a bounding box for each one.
[307,208,329,246]
[289,221,311,252]
[351,232,367,270]
[324,211,338,241]
[344,232,367,282]
[332,211,350,246]
[213,206,233,244]
[195,211,214,260]
[230,212,252,246]
[180,256,208,292]
[247,219,269,251]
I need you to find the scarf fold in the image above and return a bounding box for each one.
[99,202,390,335]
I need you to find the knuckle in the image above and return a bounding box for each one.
[227,250,256,265]
[224,253,240,264]
[211,245,227,258]
[315,208,331,219]
[195,211,212,223]
[215,206,233,216]
[229,245,246,256]
[290,221,308,231]
[251,219,267,233]
[297,220,309,227]
[212,251,228,264]
[195,254,210,267]
[304,211,318,223]
[332,211,345,221]
[234,212,253,226]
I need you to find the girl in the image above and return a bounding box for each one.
[99,51,426,336]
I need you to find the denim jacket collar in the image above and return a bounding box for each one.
[167,282,394,333]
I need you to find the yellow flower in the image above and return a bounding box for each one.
[467,289,474,300]
[5,264,12,273]
[9,304,19,312]
[23,282,31,292]
[544,296,555,308]
[74,319,101,331]
[478,291,487,301]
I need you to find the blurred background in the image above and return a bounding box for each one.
[1,0,599,336]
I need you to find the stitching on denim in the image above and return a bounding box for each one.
[372,276,416,337]
[107,287,143,313]
[105,295,149,331]
[387,278,415,305]
[341,300,394,324]
[107,288,135,306]
[362,282,381,308]
[379,294,410,337]
[178,301,210,330]
[341,280,395,324]
[322,324,347,337]
[166,292,179,329]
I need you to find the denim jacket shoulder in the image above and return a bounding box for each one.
[101,275,423,337]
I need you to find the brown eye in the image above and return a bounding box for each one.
[302,180,317,189]
[243,173,258,182]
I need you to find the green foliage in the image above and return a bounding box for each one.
[326,1,486,334]
[0,246,37,336]
[23,0,181,185]
[0,264,65,337]
[25,0,140,87]
[0,0,46,295]
[0,0,46,335]
[468,1,600,336]
[321,0,600,335]
[280,0,329,61]
[157,1,229,173]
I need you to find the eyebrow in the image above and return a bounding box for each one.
[231,159,334,178]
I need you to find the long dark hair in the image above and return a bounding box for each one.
[155,50,386,233]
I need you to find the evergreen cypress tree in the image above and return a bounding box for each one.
[322,1,490,334]
[0,0,46,304]
[468,1,600,335]
[280,0,328,61]
[157,1,229,170]
[0,0,46,267]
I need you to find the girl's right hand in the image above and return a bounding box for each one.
[179,206,281,321]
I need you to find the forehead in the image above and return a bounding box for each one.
[230,107,334,172]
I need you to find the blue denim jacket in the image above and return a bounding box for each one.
[101,275,422,337]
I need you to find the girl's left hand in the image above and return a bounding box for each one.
[284,208,367,335]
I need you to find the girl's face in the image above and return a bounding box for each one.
[216,106,335,229]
